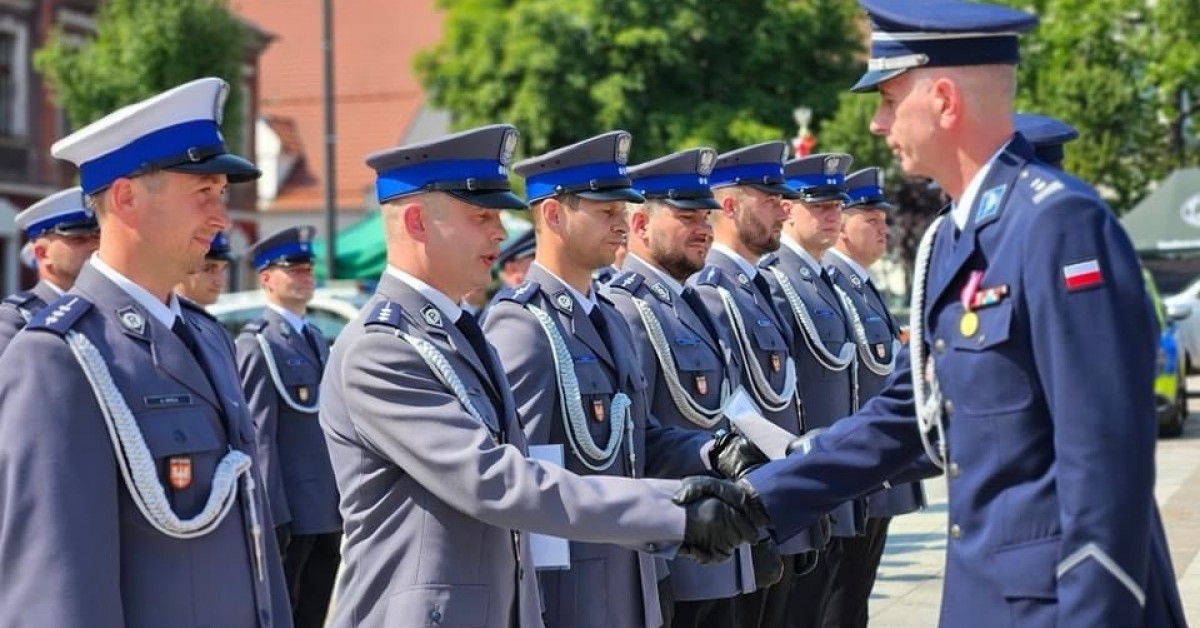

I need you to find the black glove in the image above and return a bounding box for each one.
[750,538,785,589]
[709,430,770,480]
[674,477,763,564]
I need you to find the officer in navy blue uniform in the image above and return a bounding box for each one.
[822,166,925,628]
[484,132,761,628]
[1013,113,1079,170]
[681,2,1188,627]
[0,78,291,627]
[758,152,864,628]
[603,147,765,626]
[176,231,235,307]
[0,187,99,353]
[237,225,341,628]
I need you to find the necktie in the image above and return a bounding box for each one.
[751,272,775,305]
[454,313,507,418]
[681,286,722,349]
[818,267,835,290]
[172,316,202,363]
[588,306,612,350]
[302,324,325,366]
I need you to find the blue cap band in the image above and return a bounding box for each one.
[78,120,223,195]
[525,161,627,202]
[255,241,313,271]
[710,163,785,188]
[376,158,508,203]
[25,210,95,238]
[848,185,884,203]
[787,173,846,190]
[635,173,712,197]
[870,35,1020,70]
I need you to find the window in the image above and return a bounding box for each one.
[0,16,27,139]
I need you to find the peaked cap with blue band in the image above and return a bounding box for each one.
[207,231,234,262]
[844,167,895,211]
[628,147,721,210]
[496,228,536,268]
[366,124,526,210]
[51,78,260,195]
[15,187,97,239]
[709,141,800,200]
[853,0,1039,92]
[514,131,644,204]
[250,225,316,272]
[784,153,854,203]
[1013,113,1078,169]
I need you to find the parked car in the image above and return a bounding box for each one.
[1165,275,1200,373]
[209,285,371,341]
[1148,271,1191,437]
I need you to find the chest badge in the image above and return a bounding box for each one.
[117,307,146,335]
[592,399,606,423]
[297,385,311,403]
[875,343,888,359]
[695,374,708,396]
[168,456,193,490]
[770,353,782,373]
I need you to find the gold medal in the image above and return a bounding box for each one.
[960,311,979,337]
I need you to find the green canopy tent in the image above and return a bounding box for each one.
[312,210,532,281]
[1120,168,1200,293]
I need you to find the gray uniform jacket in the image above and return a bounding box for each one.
[0,279,59,353]
[0,263,291,628]
[237,308,341,535]
[319,272,687,628]
[824,254,925,518]
[483,263,711,628]
[761,247,863,537]
[688,249,825,554]
[604,256,757,602]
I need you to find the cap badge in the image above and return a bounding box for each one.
[698,150,716,176]
[501,129,519,165]
[616,133,632,164]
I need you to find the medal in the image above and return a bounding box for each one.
[695,374,708,396]
[959,270,983,338]
[168,456,193,490]
[770,353,782,373]
[960,311,979,337]
[592,399,606,422]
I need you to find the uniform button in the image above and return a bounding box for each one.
[949,524,962,539]
[948,462,960,479]
[430,608,443,624]
[934,338,946,353]
[943,400,954,415]
[647,543,657,553]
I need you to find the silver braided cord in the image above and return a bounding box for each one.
[630,296,728,429]
[716,286,796,413]
[63,330,257,539]
[910,215,948,470]
[256,333,320,414]
[833,284,899,377]
[17,306,31,323]
[766,266,856,371]
[526,304,631,471]
[398,331,496,441]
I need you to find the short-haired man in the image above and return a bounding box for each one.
[175,231,234,307]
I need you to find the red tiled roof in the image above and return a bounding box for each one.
[230,0,445,212]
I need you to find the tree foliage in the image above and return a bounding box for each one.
[35,0,248,149]
[416,0,864,161]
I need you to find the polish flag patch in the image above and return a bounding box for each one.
[1062,259,1104,291]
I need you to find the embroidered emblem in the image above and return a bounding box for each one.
[737,273,750,285]
[695,374,708,396]
[975,184,1007,222]
[849,274,862,288]
[650,283,671,303]
[421,305,444,328]
[377,303,394,321]
[800,267,812,279]
[592,399,606,422]
[280,323,291,337]
[555,292,574,313]
[875,343,887,359]
[1063,260,1104,292]
[770,353,782,373]
[297,386,311,403]
[168,456,193,490]
[117,307,145,334]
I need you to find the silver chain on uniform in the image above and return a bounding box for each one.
[526,304,633,472]
[716,286,797,414]
[766,266,857,372]
[256,333,320,414]
[397,330,499,444]
[910,215,948,470]
[630,296,728,429]
[833,284,899,378]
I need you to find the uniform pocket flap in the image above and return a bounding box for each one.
[385,584,489,627]
[993,536,1060,600]
[141,412,223,457]
[949,301,1014,352]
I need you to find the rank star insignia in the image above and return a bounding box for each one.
[168,456,193,490]
[421,305,443,328]
[592,399,606,422]
[555,293,574,313]
[695,374,708,396]
[297,386,310,403]
[770,353,782,373]
[117,307,145,334]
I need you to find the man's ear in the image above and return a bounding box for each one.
[720,193,737,219]
[401,201,429,242]
[541,198,565,234]
[106,178,138,223]
[629,206,650,240]
[931,76,963,130]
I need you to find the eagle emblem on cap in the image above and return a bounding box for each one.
[824,156,840,176]
[501,129,519,165]
[616,133,632,165]
[698,149,716,176]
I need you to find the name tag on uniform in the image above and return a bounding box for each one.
[574,354,598,364]
[756,318,772,327]
[814,308,834,320]
[144,394,194,407]
[286,358,307,366]
[674,336,700,346]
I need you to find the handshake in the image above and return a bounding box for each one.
[673,431,773,565]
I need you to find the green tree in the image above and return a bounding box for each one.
[35,0,248,149]
[416,0,864,160]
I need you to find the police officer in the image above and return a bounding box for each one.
[483,131,760,628]
[686,141,828,628]
[759,153,863,628]
[822,166,925,628]
[0,187,99,353]
[686,2,1188,626]
[1013,113,1079,170]
[320,124,759,628]
[237,225,341,628]
[496,228,536,288]
[176,232,234,307]
[603,147,761,626]
[0,78,291,627]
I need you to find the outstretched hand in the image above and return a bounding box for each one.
[673,477,770,564]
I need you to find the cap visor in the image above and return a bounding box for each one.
[850,68,909,93]
[749,183,801,200]
[444,189,529,210]
[844,199,895,212]
[662,197,722,210]
[576,187,646,203]
[168,153,262,183]
[207,252,235,262]
[800,191,851,204]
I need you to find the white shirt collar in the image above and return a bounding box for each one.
[43,280,65,297]
[385,265,465,324]
[89,255,181,328]
[533,262,598,315]
[826,248,872,284]
[266,303,307,334]
[710,242,760,279]
[780,235,824,272]
[625,253,684,296]
[951,143,1008,230]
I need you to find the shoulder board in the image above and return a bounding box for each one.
[758,253,779,268]
[696,266,723,287]
[363,300,406,330]
[608,271,645,294]
[178,296,216,321]
[25,295,93,336]
[495,280,541,305]
[2,290,36,308]
[239,318,268,335]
